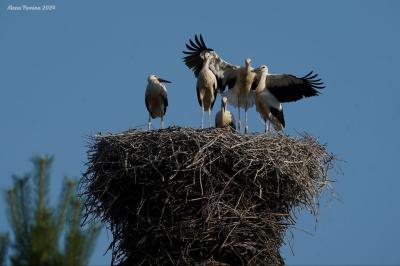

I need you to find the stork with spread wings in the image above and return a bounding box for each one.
[183,35,254,133]
[182,34,325,133]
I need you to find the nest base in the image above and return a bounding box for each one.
[82,127,334,265]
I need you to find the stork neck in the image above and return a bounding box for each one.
[154,79,161,87]
[255,72,268,93]
[245,62,252,73]
[203,57,211,69]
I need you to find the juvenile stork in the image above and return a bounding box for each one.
[145,74,171,130]
[183,35,253,132]
[215,96,235,129]
[251,65,325,132]
[252,65,284,132]
[223,58,256,133]
[196,52,217,128]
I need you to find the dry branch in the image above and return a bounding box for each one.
[81,126,335,265]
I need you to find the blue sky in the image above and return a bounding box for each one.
[1,0,399,265]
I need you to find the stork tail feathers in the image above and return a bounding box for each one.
[270,107,285,128]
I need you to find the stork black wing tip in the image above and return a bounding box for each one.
[199,34,207,48]
[184,34,213,54]
[189,39,200,50]
[301,70,326,90]
[303,70,314,78]
[195,34,208,49]
[313,85,325,89]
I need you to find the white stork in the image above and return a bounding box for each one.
[215,96,235,129]
[223,58,256,133]
[251,65,325,132]
[196,52,218,128]
[183,34,256,133]
[145,74,171,130]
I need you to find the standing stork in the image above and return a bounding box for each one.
[196,52,217,128]
[223,58,256,133]
[215,96,235,129]
[251,65,325,132]
[183,34,256,133]
[145,74,171,130]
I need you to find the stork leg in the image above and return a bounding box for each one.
[201,103,204,129]
[267,113,272,133]
[160,116,164,129]
[264,119,268,133]
[147,113,151,131]
[244,103,249,134]
[208,109,212,128]
[237,96,241,132]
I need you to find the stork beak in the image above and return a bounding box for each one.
[158,78,171,83]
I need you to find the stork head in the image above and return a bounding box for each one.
[200,51,213,63]
[148,74,171,84]
[221,96,228,111]
[148,75,157,82]
[252,65,269,74]
[201,51,209,59]
[245,58,252,67]
[259,65,268,72]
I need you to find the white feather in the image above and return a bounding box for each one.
[264,90,282,110]
[223,90,255,109]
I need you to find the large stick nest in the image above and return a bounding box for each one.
[81,127,335,266]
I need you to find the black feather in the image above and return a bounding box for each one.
[164,95,168,115]
[250,75,260,91]
[270,107,285,128]
[266,71,325,103]
[185,44,198,51]
[217,79,225,92]
[190,39,200,49]
[226,77,236,90]
[302,71,313,78]
[313,85,325,89]
[308,74,318,80]
[199,34,207,48]
[195,35,202,48]
[183,34,214,77]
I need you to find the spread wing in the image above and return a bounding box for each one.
[183,34,239,92]
[265,71,325,103]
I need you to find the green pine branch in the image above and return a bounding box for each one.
[0,233,9,266]
[4,155,101,266]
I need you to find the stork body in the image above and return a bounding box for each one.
[224,58,256,133]
[215,96,235,129]
[145,75,171,130]
[251,65,325,132]
[196,53,217,128]
[253,66,284,132]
